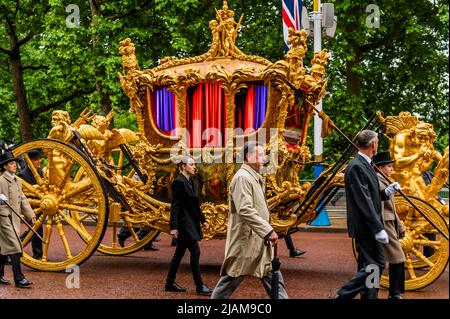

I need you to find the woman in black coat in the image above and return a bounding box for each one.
[165,156,213,295]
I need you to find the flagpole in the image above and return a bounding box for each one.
[309,0,331,226]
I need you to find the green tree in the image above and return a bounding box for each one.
[0,0,448,161]
[321,0,449,158]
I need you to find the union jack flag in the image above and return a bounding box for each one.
[282,0,303,52]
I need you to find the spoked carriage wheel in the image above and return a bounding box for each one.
[12,139,109,272]
[352,195,449,291]
[89,143,160,256]
[384,195,449,291]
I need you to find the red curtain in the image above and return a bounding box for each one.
[205,82,224,147]
[187,82,225,147]
[244,86,255,133]
[191,84,203,148]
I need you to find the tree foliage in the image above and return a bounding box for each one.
[0,0,448,158]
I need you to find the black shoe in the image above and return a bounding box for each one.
[15,278,33,288]
[32,254,43,260]
[388,294,404,299]
[143,245,159,251]
[165,282,186,292]
[196,284,213,296]
[290,249,306,257]
[117,235,126,248]
[0,277,10,285]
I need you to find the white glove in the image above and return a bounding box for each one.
[0,193,7,204]
[385,182,401,196]
[375,229,389,244]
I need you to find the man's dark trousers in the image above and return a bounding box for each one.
[336,238,385,299]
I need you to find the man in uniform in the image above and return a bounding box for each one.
[0,151,36,288]
[334,130,400,299]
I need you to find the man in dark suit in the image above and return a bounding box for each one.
[165,155,213,295]
[18,150,44,260]
[335,130,401,299]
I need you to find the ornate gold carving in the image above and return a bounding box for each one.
[119,38,139,73]
[48,110,74,142]
[380,112,449,219]
[302,49,330,99]
[200,202,229,239]
[153,1,271,73]
[285,28,308,87]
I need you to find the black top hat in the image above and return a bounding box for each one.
[0,151,20,171]
[27,149,41,160]
[372,151,395,166]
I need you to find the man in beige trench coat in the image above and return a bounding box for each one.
[211,142,288,299]
[0,151,36,288]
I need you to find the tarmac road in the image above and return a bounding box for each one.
[0,231,447,299]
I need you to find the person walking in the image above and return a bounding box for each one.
[165,155,213,295]
[284,233,306,257]
[334,130,401,299]
[0,151,36,288]
[372,151,406,299]
[211,142,288,299]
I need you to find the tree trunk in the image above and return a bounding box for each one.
[345,55,361,97]
[10,52,32,141]
[344,19,362,98]
[96,72,112,117]
[7,24,32,141]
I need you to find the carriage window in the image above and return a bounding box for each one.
[149,86,179,135]
[235,83,268,134]
[186,82,226,148]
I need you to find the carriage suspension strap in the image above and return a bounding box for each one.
[119,144,148,184]
[307,119,386,214]
[280,113,379,218]
[70,131,134,213]
[294,112,381,218]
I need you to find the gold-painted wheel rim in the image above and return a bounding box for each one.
[381,196,449,291]
[353,196,449,292]
[12,139,108,272]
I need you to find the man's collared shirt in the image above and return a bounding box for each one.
[358,151,372,164]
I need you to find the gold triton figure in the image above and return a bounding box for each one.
[390,121,442,197]
[88,112,115,164]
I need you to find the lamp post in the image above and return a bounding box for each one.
[312,0,323,178]
[308,0,333,226]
